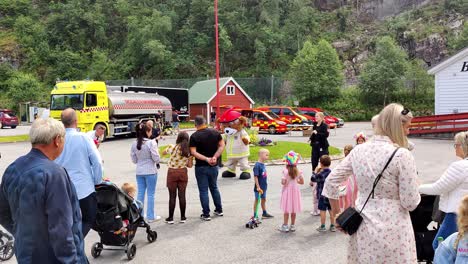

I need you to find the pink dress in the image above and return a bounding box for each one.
[280,169,303,213]
[339,173,358,211]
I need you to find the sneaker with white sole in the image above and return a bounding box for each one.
[289,225,296,232]
[200,214,211,221]
[165,217,174,224]
[316,225,327,232]
[147,215,162,223]
[180,217,187,223]
[278,224,289,232]
[330,224,336,232]
[214,210,223,216]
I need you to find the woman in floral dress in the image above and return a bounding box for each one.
[323,103,421,264]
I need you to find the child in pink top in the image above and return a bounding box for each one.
[279,151,304,232]
[339,145,358,211]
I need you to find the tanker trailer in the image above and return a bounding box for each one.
[50,80,172,138]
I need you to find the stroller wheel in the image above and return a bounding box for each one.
[147,230,158,243]
[91,242,103,259]
[126,243,137,260]
[0,242,14,261]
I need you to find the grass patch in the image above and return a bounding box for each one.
[160,141,341,162]
[179,121,194,129]
[0,134,30,143]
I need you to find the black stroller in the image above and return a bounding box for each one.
[0,230,14,261]
[410,195,444,264]
[91,182,157,260]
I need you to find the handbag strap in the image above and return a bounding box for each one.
[359,147,400,214]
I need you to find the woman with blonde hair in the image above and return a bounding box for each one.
[419,131,468,250]
[323,103,420,263]
[434,194,468,263]
[309,112,329,171]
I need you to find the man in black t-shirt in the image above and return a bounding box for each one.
[189,115,225,221]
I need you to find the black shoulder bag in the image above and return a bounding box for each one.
[336,148,400,235]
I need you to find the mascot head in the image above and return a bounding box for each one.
[218,108,248,135]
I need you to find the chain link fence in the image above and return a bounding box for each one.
[106,77,293,106]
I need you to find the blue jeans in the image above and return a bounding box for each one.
[433,212,457,250]
[195,166,222,216]
[136,174,157,220]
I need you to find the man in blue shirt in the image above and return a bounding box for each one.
[55,108,103,237]
[0,118,88,263]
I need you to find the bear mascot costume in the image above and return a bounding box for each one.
[218,108,251,180]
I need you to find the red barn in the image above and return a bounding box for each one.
[189,77,255,122]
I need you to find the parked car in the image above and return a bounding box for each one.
[250,109,289,134]
[298,107,344,128]
[256,106,310,125]
[0,109,19,129]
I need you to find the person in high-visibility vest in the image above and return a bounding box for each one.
[219,108,251,180]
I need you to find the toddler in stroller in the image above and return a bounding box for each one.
[91,182,157,260]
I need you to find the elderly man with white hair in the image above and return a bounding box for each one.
[0,118,88,263]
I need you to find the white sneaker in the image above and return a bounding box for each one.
[289,225,296,232]
[147,215,162,223]
[278,224,289,232]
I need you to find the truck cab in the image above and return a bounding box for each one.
[50,81,109,133]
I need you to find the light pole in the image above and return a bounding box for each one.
[214,0,220,120]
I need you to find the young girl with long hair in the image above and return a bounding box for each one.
[434,194,468,263]
[163,131,193,224]
[130,122,160,222]
[279,151,304,232]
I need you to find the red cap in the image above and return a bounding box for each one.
[218,108,241,123]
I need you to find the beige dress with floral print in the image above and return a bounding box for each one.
[323,136,421,264]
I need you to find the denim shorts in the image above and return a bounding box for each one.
[254,189,267,199]
[318,196,331,211]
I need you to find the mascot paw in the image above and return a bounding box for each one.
[239,172,251,180]
[222,171,236,178]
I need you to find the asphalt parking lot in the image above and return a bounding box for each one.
[0,122,457,263]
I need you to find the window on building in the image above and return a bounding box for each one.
[226,85,235,95]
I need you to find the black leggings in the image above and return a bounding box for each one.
[167,168,188,219]
[311,145,329,171]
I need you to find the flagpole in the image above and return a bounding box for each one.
[214,0,220,121]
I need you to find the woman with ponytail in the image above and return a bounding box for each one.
[130,122,161,222]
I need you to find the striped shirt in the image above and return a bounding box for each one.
[130,139,160,175]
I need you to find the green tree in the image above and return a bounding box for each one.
[359,36,408,106]
[404,59,433,97]
[5,72,48,110]
[290,39,343,105]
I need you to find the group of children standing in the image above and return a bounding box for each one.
[266,132,368,233]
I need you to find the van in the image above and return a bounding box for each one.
[256,106,310,125]
[250,109,288,134]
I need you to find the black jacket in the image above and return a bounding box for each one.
[309,122,329,148]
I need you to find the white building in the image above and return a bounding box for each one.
[428,47,468,115]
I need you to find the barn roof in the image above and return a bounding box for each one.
[428,47,468,75]
[189,77,255,104]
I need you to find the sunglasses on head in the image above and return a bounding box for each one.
[401,108,410,115]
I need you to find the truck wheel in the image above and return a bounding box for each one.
[268,126,276,134]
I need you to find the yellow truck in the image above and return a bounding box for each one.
[50,80,172,137]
